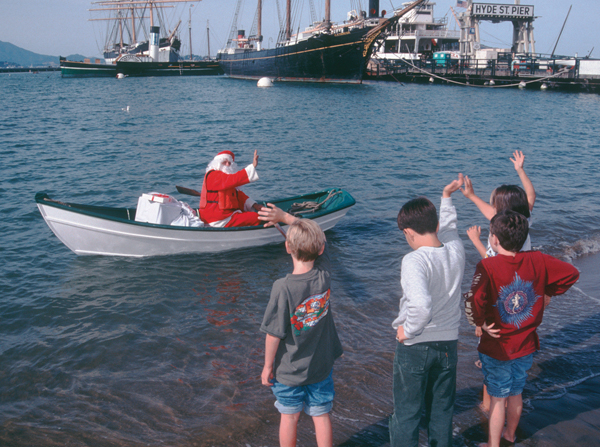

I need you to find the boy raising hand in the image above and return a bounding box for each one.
[390,174,466,447]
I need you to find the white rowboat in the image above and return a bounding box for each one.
[36,189,355,257]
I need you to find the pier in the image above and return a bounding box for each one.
[366,56,600,93]
[367,0,600,93]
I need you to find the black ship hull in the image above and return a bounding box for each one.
[60,58,223,78]
[217,27,374,83]
[117,60,223,77]
[59,59,116,78]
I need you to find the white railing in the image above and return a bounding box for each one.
[389,29,460,39]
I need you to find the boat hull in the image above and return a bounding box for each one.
[217,27,372,83]
[36,190,355,257]
[60,59,223,78]
[117,60,223,77]
[60,60,116,78]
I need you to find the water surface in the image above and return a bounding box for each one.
[1,73,599,446]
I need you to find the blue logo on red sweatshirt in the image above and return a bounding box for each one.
[496,274,540,329]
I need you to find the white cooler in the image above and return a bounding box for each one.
[135,193,183,225]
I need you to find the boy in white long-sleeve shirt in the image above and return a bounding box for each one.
[389,174,466,447]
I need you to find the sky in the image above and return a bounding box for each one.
[0,0,598,59]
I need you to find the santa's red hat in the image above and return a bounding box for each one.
[216,150,235,161]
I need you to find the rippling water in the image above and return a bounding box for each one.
[1,72,599,446]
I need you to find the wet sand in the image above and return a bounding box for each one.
[517,374,600,446]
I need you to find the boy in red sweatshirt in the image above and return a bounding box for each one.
[464,210,579,447]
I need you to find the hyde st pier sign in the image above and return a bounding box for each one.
[472,3,534,19]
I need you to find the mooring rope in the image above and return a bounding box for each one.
[289,189,342,215]
[380,58,572,88]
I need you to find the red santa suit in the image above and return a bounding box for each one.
[199,151,261,227]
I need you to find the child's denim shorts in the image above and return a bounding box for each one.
[479,352,534,398]
[270,370,334,416]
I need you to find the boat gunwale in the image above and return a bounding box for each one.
[35,189,356,232]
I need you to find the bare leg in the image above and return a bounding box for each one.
[480,384,491,413]
[312,413,333,447]
[279,412,301,447]
[502,394,523,442]
[487,396,508,447]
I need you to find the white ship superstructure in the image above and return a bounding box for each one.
[373,1,460,62]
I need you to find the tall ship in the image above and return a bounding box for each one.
[97,0,183,64]
[372,0,460,63]
[60,0,222,78]
[217,0,426,83]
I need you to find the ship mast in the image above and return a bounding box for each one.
[90,0,197,55]
[131,5,136,44]
[257,0,262,50]
[119,14,124,49]
[188,4,193,59]
[207,20,211,58]
[285,0,291,40]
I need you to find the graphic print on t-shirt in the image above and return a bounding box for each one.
[496,273,540,329]
[290,289,330,335]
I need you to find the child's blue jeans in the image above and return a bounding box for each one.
[270,370,334,416]
[389,340,457,447]
[479,352,533,398]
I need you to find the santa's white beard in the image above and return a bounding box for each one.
[205,159,240,175]
[220,162,239,175]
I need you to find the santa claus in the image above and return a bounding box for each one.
[199,150,262,227]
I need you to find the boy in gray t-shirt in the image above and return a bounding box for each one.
[258,204,343,447]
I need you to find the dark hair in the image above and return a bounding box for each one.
[490,210,529,252]
[397,197,438,235]
[491,185,530,218]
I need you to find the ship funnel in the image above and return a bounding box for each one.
[368,0,380,18]
[149,26,160,61]
[237,30,245,48]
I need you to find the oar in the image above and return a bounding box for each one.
[175,185,286,239]
[176,185,200,197]
[273,222,287,239]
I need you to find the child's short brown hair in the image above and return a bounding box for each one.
[397,197,438,235]
[490,210,529,252]
[287,219,326,261]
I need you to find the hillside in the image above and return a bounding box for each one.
[0,41,95,67]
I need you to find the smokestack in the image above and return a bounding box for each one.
[149,26,160,61]
[369,0,380,18]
